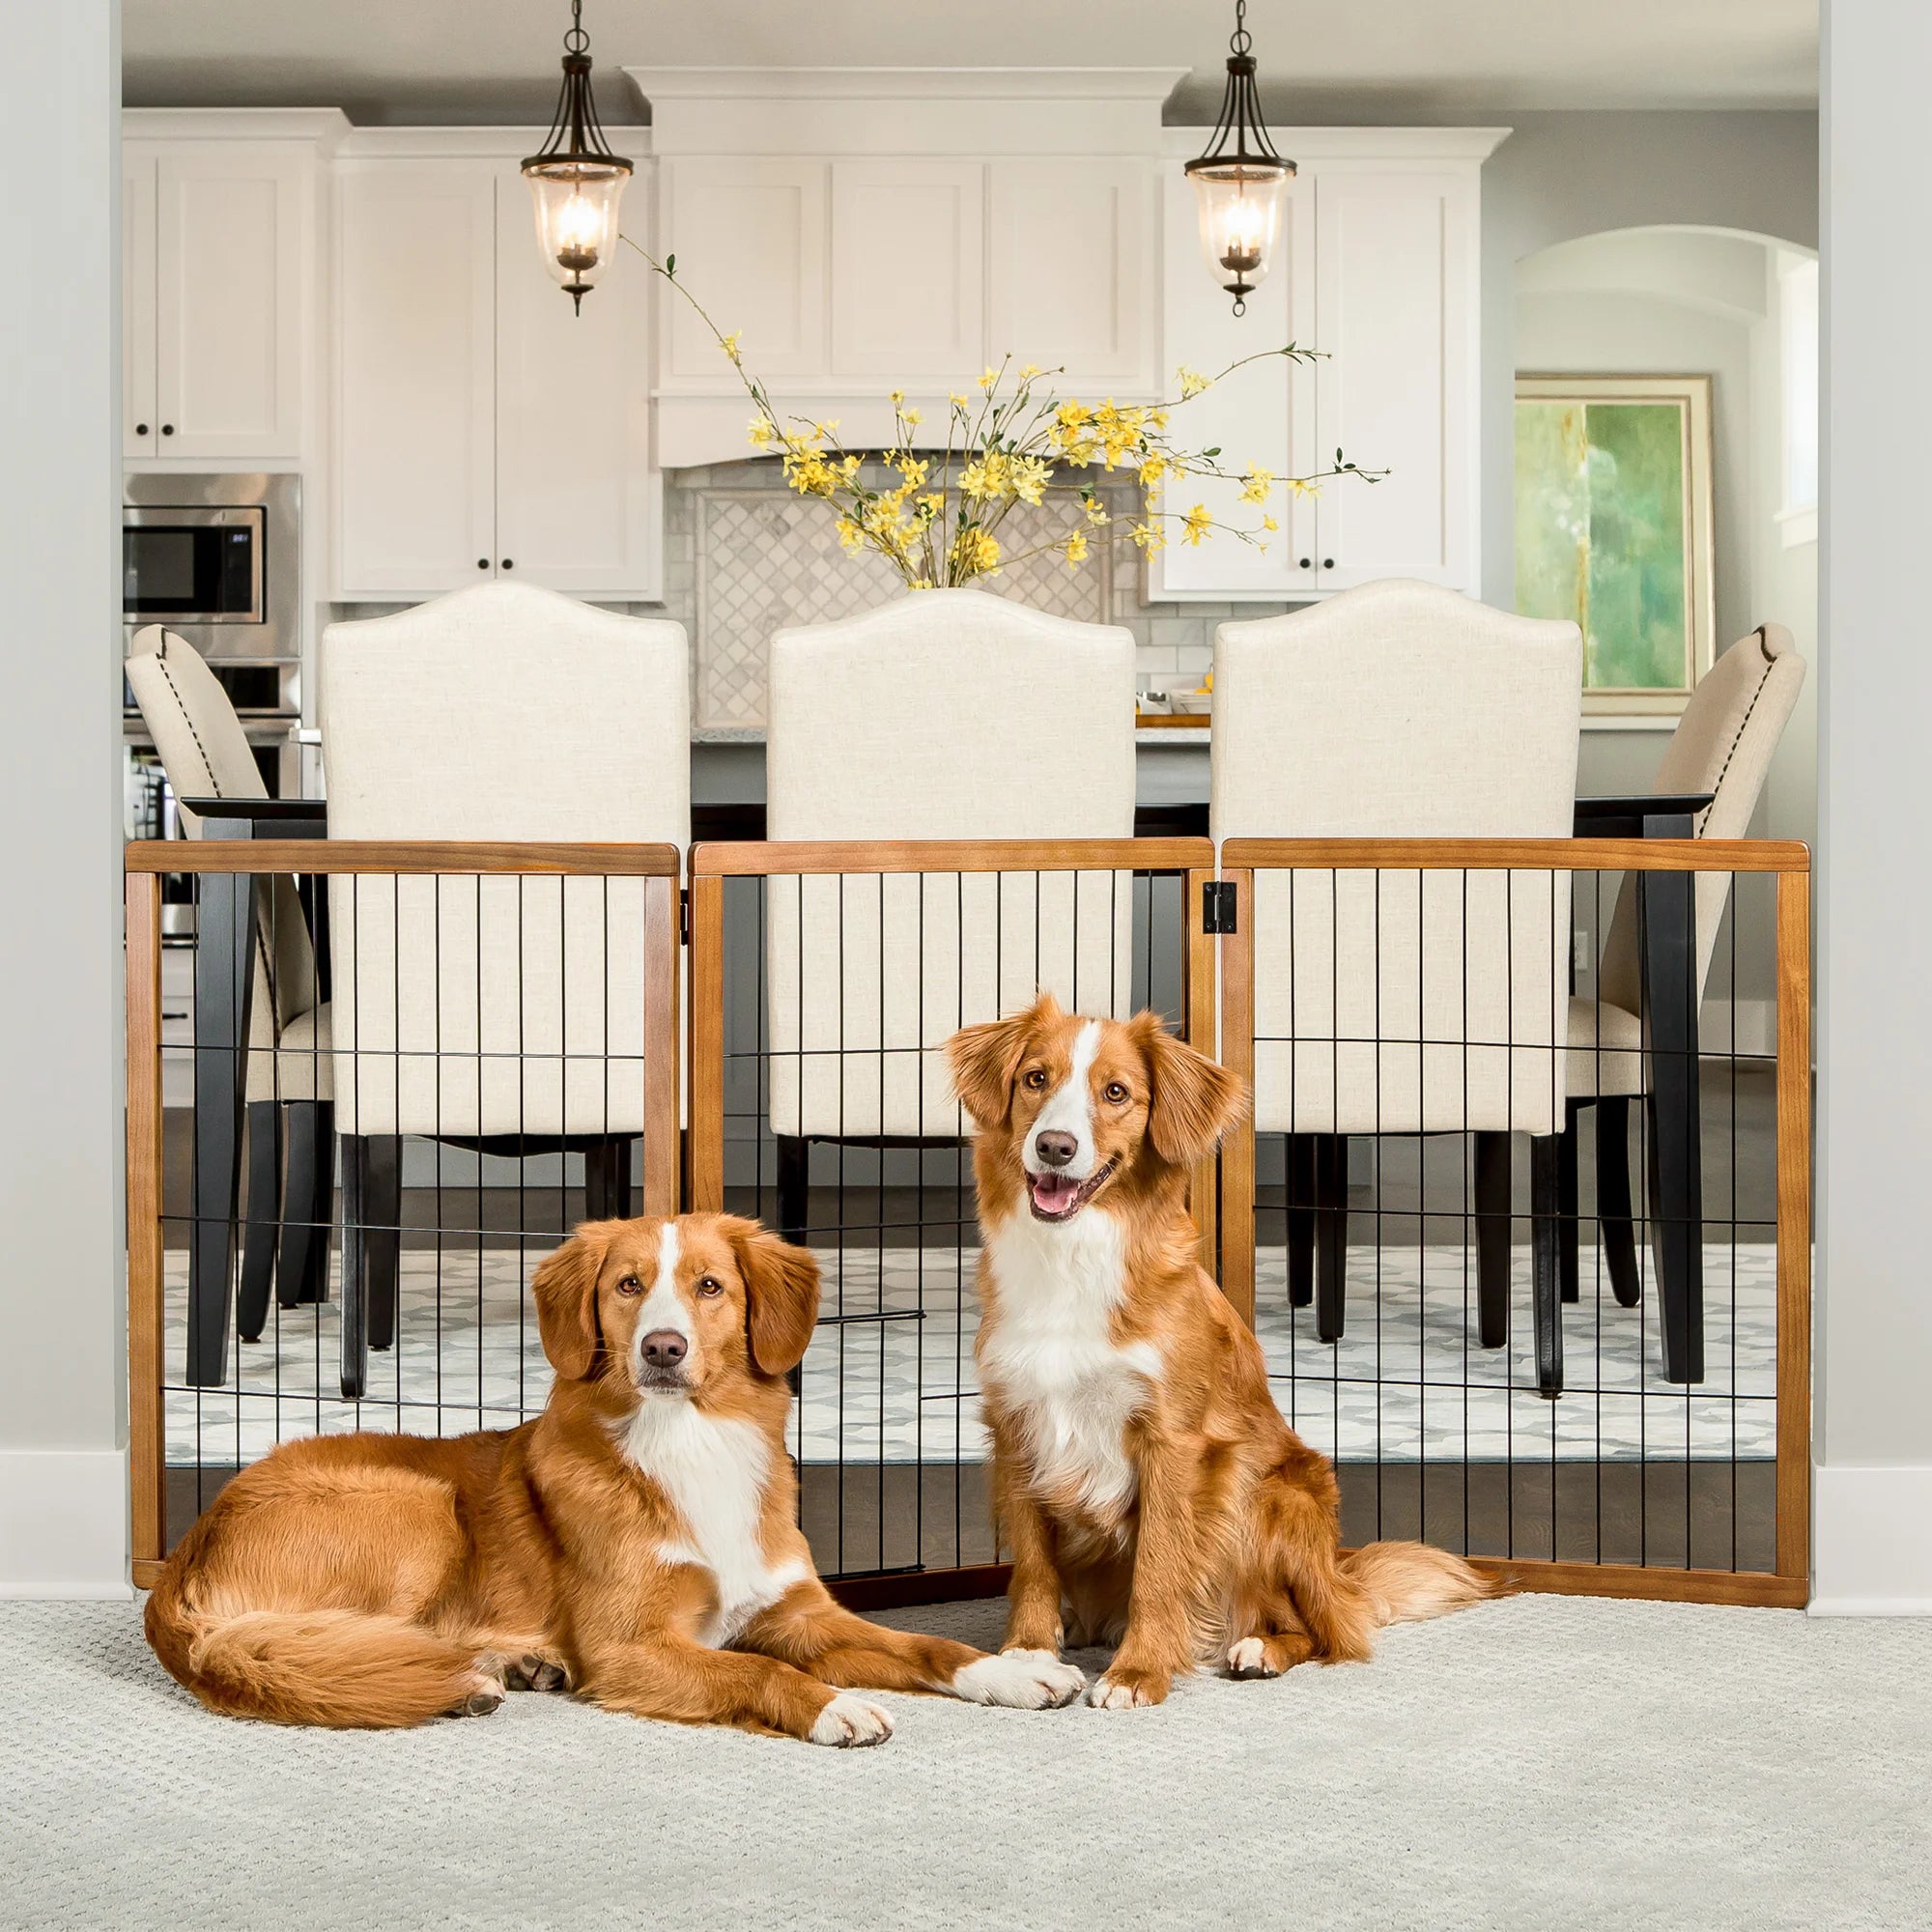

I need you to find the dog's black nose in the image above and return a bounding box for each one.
[641,1330,688,1370]
[1035,1130,1078,1169]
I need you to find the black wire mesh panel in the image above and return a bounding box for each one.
[124,839,681,1572]
[1218,838,1811,1604]
[686,838,1216,1593]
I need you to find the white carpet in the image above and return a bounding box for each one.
[167,1242,1778,1469]
[1,1594,1925,1931]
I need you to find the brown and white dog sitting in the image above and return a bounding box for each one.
[146,1213,1085,1741]
[948,994,1493,1710]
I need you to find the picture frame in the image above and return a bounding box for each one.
[1515,373,1716,717]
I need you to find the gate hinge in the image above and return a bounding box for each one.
[679,887,691,945]
[1202,880,1237,934]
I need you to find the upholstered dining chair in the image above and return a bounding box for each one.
[1563,622,1807,1384]
[764,587,1137,1241]
[125,625,328,1384]
[319,581,690,1397]
[1211,579,1583,1395]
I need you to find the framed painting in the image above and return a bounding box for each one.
[1515,374,1715,716]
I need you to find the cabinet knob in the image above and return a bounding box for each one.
[1321,557,1334,570]
[160,423,174,437]
[134,423,150,437]
[1298,557,1312,570]
[477,558,490,570]
[500,558,514,571]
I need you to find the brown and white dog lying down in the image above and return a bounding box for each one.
[145,1213,1085,1741]
[948,994,1494,1710]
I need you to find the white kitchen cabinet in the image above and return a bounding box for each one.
[1153,131,1500,601]
[988,159,1153,388]
[830,161,983,380]
[334,155,659,601]
[122,139,309,461]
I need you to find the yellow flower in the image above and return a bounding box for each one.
[889,389,904,407]
[1128,521,1166,554]
[950,391,971,409]
[1288,476,1322,499]
[1177,366,1211,399]
[834,515,863,554]
[720,331,742,364]
[917,492,945,518]
[950,526,1002,577]
[1138,453,1167,489]
[1181,503,1213,547]
[747,415,776,448]
[1062,528,1089,567]
[1011,455,1050,506]
[1239,465,1276,506]
[978,365,999,390]
[901,407,923,427]
[1019,363,1042,379]
[1261,514,1279,532]
[1083,496,1110,526]
[895,454,929,490]
[959,453,1012,501]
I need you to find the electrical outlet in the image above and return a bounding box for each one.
[1574,930,1592,975]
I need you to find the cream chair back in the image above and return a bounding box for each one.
[1212,579,1582,1137]
[1597,623,1807,1016]
[765,588,1136,1139]
[320,582,690,1139]
[125,625,316,1095]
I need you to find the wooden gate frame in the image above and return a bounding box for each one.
[685,838,1217,1603]
[123,838,684,1588]
[1216,836,1813,1608]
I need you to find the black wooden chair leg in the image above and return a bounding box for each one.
[1648,1080,1704,1385]
[187,872,252,1388]
[366,1135,402,1353]
[339,1134,368,1399]
[1286,1134,1315,1307]
[275,1101,330,1309]
[608,1138,633,1221]
[1314,1134,1348,1344]
[237,1099,280,1344]
[1596,1095,1641,1308]
[1473,1130,1511,1350]
[1531,1133,1564,1398]
[582,1138,634,1224]
[777,1136,810,1245]
[1558,1113,1579,1306]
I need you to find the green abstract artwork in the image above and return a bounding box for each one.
[1516,396,1691,693]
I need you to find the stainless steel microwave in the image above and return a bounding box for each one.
[123,471,299,663]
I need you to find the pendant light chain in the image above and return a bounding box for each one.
[565,0,587,56]
[1231,0,1251,56]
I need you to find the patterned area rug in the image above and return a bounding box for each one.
[164,1240,1777,1469]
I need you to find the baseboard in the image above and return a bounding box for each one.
[0,1447,132,1598]
[1810,1462,1932,1615]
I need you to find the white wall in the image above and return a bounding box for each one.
[1815,0,1932,1611]
[0,0,129,1593]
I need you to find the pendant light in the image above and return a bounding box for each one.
[522,0,633,314]
[1184,0,1295,316]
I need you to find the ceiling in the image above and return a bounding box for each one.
[122,1,1819,126]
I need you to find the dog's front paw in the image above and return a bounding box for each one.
[810,1693,895,1747]
[505,1651,573,1694]
[1226,1636,1280,1680]
[953,1650,1086,1709]
[1088,1666,1169,1710]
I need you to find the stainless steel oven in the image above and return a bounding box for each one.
[123,471,299,662]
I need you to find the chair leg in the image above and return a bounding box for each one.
[237,1100,280,1344]
[1314,1134,1348,1344]
[275,1101,330,1309]
[1286,1134,1315,1308]
[366,1135,401,1353]
[1596,1095,1641,1309]
[608,1139,634,1221]
[582,1138,634,1224]
[1558,1113,1579,1306]
[1531,1134,1564,1398]
[1648,1080,1705,1385]
[1473,1130,1511,1350]
[777,1136,810,1246]
[339,1134,368,1400]
[186,869,251,1388]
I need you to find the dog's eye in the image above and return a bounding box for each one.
[1103,1081,1129,1104]
[696,1276,724,1298]
[615,1274,642,1296]
[1022,1068,1048,1091]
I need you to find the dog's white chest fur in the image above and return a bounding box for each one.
[979,1208,1161,1520]
[621,1402,807,1646]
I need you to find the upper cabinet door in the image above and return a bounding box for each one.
[334,162,497,598]
[988,159,1151,389]
[829,161,984,380]
[1309,166,1477,591]
[494,172,660,598]
[123,146,158,458]
[1152,161,1317,599]
[662,159,827,382]
[154,144,307,459]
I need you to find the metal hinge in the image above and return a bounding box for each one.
[679,887,691,945]
[1202,880,1237,934]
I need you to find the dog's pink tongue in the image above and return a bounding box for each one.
[1032,1172,1079,1211]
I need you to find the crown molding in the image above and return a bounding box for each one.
[334,124,655,162]
[123,106,354,151]
[626,67,1190,103]
[1160,125,1512,163]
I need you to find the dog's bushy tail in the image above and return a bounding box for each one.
[146,1566,479,1729]
[1341,1541,1497,1628]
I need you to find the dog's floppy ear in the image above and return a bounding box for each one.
[532,1221,617,1381]
[948,991,1060,1128]
[723,1216,821,1378]
[1134,1014,1249,1169]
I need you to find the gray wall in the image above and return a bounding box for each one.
[1815,0,1932,1607]
[0,0,128,1589]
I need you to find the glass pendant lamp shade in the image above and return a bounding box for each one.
[521,2,632,313]
[1185,0,1294,315]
